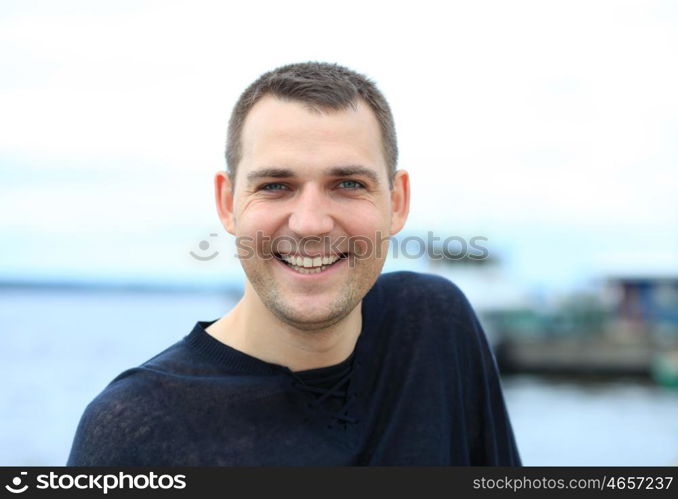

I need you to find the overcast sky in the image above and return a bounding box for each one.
[1,0,677,295]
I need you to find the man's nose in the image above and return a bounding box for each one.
[287,185,334,236]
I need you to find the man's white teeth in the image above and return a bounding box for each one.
[281,254,340,268]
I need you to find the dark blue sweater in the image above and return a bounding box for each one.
[67,271,521,466]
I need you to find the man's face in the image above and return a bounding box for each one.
[216,94,409,331]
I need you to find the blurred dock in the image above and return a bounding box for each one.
[495,337,678,387]
[480,274,678,387]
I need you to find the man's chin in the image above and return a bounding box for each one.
[270,304,353,332]
[242,267,371,331]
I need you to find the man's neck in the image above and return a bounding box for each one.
[205,288,363,372]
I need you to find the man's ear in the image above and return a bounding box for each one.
[214,171,236,235]
[389,169,410,235]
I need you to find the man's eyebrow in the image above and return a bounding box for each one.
[327,166,380,186]
[246,166,381,186]
[246,168,296,183]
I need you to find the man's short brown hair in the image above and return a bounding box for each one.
[226,61,398,188]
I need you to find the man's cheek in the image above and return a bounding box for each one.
[234,234,272,261]
[347,236,376,268]
[255,232,275,260]
[235,235,255,260]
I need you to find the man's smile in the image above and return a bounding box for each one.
[274,252,349,275]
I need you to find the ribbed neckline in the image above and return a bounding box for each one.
[182,279,382,376]
[184,319,283,374]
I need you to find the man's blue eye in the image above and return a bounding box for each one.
[262,183,286,191]
[339,180,364,189]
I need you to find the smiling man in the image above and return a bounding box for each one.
[67,62,521,466]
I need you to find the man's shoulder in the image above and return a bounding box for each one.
[80,332,214,412]
[67,338,205,465]
[376,270,462,291]
[74,345,183,434]
[373,270,471,310]
[366,271,481,338]
[67,368,159,465]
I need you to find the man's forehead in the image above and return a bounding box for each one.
[241,94,380,141]
[238,95,388,181]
